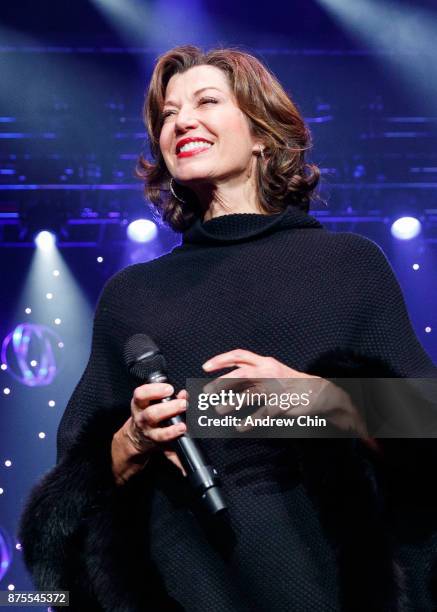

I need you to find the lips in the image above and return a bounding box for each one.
[175,137,214,154]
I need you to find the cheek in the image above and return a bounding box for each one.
[220,113,254,154]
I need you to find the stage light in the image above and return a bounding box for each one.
[390,217,422,240]
[127,219,158,243]
[316,0,437,112]
[35,230,56,251]
[20,200,67,247]
[90,0,217,49]
[0,527,12,581]
[90,0,152,46]
[2,323,64,387]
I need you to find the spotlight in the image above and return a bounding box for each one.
[35,231,56,251]
[127,219,158,243]
[19,199,67,246]
[390,217,422,240]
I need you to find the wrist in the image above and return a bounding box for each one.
[111,420,152,485]
[124,417,154,455]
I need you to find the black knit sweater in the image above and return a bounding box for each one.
[19,206,437,611]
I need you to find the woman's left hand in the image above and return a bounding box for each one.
[202,348,369,438]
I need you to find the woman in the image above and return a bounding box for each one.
[19,45,437,611]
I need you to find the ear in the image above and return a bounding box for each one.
[257,144,266,160]
[252,143,265,156]
[251,135,264,152]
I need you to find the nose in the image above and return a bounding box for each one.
[174,104,199,133]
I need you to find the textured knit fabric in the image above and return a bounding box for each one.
[19,205,437,612]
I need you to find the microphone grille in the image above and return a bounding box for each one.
[123,334,166,379]
[130,353,166,381]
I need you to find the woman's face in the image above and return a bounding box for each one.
[159,65,260,188]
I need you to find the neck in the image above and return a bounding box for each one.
[188,158,267,222]
[203,196,266,222]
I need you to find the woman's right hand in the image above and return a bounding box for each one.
[111,383,188,484]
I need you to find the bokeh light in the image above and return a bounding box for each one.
[35,231,56,252]
[391,217,422,241]
[127,219,158,243]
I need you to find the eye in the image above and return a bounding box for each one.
[162,109,175,120]
[199,97,218,106]
[161,97,218,120]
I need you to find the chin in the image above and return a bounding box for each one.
[175,172,213,186]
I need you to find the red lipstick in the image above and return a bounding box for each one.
[176,137,214,157]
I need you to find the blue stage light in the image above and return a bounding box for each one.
[390,217,422,240]
[0,526,12,581]
[127,219,157,243]
[34,230,56,251]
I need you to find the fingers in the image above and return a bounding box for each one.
[204,378,277,416]
[127,384,190,478]
[132,382,174,409]
[147,421,187,444]
[130,383,187,447]
[130,408,187,446]
[131,385,188,419]
[163,450,187,477]
[137,398,187,428]
[203,372,254,396]
[214,381,263,415]
[202,349,264,372]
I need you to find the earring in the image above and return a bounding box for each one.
[259,146,265,160]
[170,178,187,204]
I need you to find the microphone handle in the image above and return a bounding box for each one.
[147,371,227,514]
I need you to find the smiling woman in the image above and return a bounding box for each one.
[136,45,320,229]
[159,64,263,221]
[19,44,437,612]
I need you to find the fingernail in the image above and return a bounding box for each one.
[164,384,173,394]
[180,399,187,409]
[202,361,212,371]
[178,423,186,433]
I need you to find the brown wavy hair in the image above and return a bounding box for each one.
[136,45,320,232]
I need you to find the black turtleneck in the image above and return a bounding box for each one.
[182,206,320,244]
[20,206,437,611]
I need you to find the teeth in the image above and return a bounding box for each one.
[179,141,213,153]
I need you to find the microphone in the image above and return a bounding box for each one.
[123,333,227,515]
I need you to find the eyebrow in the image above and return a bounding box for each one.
[163,86,223,108]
